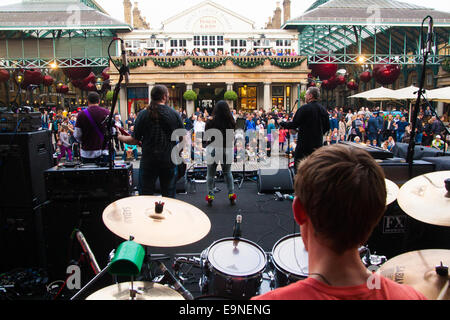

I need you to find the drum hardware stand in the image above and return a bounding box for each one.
[70,249,115,300]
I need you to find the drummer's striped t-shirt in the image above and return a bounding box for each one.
[252,276,427,300]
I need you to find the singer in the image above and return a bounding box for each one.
[280,87,330,175]
[118,85,184,198]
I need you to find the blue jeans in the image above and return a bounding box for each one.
[207,162,234,196]
[140,166,176,198]
[416,133,423,145]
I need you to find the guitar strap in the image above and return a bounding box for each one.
[84,108,105,143]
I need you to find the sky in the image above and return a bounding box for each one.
[2,0,450,29]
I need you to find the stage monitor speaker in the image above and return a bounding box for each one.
[257,168,294,194]
[380,160,435,186]
[44,164,133,201]
[0,206,46,273]
[0,131,53,207]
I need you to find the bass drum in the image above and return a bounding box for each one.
[271,234,309,288]
[200,238,267,300]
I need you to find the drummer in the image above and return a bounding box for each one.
[252,144,426,300]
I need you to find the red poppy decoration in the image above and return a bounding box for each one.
[373,63,401,85]
[347,80,359,91]
[0,69,10,83]
[43,75,54,86]
[308,52,338,81]
[359,71,372,83]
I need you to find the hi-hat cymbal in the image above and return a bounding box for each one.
[397,171,450,227]
[103,196,211,247]
[86,282,185,300]
[378,249,450,300]
[385,179,399,206]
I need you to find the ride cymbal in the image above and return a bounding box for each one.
[103,196,211,247]
[397,171,450,227]
[379,249,450,300]
[86,282,185,300]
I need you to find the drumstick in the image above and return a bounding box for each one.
[437,279,449,301]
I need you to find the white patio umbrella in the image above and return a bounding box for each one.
[427,87,450,103]
[390,86,428,122]
[349,86,397,101]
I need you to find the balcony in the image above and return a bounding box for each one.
[109,55,309,84]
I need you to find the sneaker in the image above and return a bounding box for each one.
[206,195,214,207]
[229,193,237,206]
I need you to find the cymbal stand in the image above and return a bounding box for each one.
[70,249,115,300]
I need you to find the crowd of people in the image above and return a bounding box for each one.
[42,97,449,167]
[128,48,297,58]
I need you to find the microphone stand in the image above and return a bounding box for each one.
[102,38,130,170]
[407,16,433,179]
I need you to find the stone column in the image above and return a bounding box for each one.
[226,82,234,110]
[264,82,272,112]
[186,83,194,117]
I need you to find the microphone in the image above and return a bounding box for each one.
[114,37,129,84]
[158,262,194,300]
[75,230,101,275]
[233,215,242,239]
[426,17,434,54]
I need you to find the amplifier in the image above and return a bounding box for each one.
[44,163,133,201]
[0,112,42,133]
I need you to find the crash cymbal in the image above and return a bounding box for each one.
[397,171,450,227]
[385,179,399,206]
[378,249,450,300]
[103,196,211,247]
[86,282,185,300]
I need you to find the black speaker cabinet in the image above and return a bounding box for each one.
[380,159,435,186]
[42,199,123,282]
[0,131,53,207]
[0,205,46,273]
[257,168,294,194]
[366,201,450,260]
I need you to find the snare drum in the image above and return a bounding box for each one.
[200,238,267,300]
[270,234,309,288]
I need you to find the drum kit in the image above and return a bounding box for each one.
[79,171,449,300]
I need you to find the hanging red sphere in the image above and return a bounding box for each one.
[81,72,96,87]
[308,52,338,81]
[43,75,54,86]
[373,63,401,85]
[23,69,43,85]
[347,80,359,91]
[56,85,69,94]
[84,82,97,92]
[336,75,347,86]
[63,67,92,80]
[0,69,10,83]
[101,67,110,81]
[359,71,372,83]
[308,81,316,88]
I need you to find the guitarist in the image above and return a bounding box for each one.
[118,85,184,198]
[73,92,111,164]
